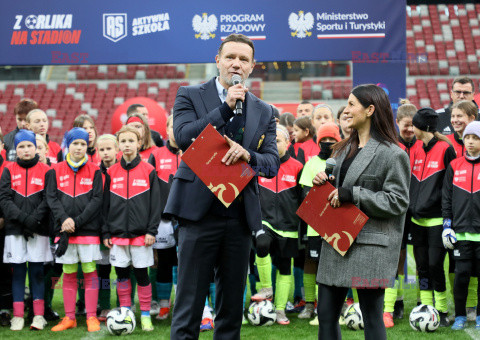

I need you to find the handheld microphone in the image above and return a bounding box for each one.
[325,158,336,181]
[232,74,243,116]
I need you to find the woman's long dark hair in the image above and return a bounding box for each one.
[332,84,398,158]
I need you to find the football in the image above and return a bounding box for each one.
[344,303,364,330]
[409,304,439,332]
[247,300,276,326]
[106,307,136,336]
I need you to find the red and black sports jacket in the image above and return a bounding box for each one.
[288,139,320,165]
[150,142,181,218]
[46,160,103,237]
[442,156,480,233]
[259,154,303,232]
[398,137,422,171]
[0,156,50,236]
[47,138,61,165]
[103,155,161,239]
[409,138,456,219]
[446,133,465,158]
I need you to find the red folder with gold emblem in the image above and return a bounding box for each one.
[181,124,255,208]
[296,181,369,256]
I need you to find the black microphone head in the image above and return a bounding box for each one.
[232,74,242,85]
[325,158,336,176]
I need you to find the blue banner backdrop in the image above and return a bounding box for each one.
[0,0,406,109]
[1,0,405,65]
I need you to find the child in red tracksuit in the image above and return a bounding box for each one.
[103,125,161,332]
[46,128,103,333]
[446,100,477,158]
[0,130,51,331]
[125,114,159,163]
[289,116,319,165]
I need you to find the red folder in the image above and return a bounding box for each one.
[296,182,369,256]
[181,124,255,208]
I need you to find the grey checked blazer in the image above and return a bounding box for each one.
[317,137,411,288]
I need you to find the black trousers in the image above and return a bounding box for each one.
[317,284,386,340]
[170,215,251,340]
[0,233,12,310]
[414,246,447,292]
[156,247,178,283]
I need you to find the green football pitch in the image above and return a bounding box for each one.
[0,245,479,339]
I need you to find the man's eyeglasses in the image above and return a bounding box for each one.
[453,90,473,96]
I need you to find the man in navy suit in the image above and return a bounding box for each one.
[165,34,279,339]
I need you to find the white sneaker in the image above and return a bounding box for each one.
[467,307,476,322]
[31,315,47,330]
[250,287,273,301]
[298,303,315,319]
[150,300,160,315]
[276,310,290,325]
[10,317,24,331]
[310,315,319,326]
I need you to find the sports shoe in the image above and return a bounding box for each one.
[383,312,394,328]
[242,314,248,325]
[285,301,296,313]
[439,312,450,327]
[476,315,480,329]
[44,307,59,321]
[292,298,306,313]
[467,307,476,322]
[141,316,154,332]
[98,309,110,322]
[30,315,47,330]
[200,317,214,332]
[156,307,170,320]
[150,300,160,316]
[10,317,24,331]
[451,316,467,330]
[276,310,290,325]
[393,300,404,319]
[87,316,101,332]
[250,287,273,302]
[298,303,315,319]
[51,316,77,331]
[309,316,319,326]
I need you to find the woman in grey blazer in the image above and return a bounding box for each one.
[313,84,410,340]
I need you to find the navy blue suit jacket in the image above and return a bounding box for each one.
[164,78,280,233]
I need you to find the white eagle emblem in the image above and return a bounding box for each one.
[192,13,218,40]
[288,11,314,38]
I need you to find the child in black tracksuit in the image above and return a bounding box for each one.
[252,125,303,325]
[46,128,103,333]
[409,108,456,326]
[0,130,51,331]
[443,121,480,330]
[103,125,161,332]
